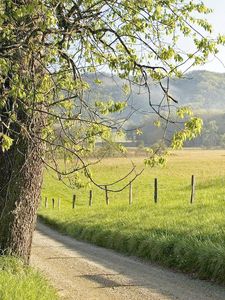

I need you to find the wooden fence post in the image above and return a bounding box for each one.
[129,182,132,205]
[89,190,93,206]
[72,194,76,208]
[154,178,158,204]
[105,185,109,205]
[190,175,195,204]
[45,197,48,208]
[52,198,55,209]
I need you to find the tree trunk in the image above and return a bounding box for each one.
[0,112,44,264]
[0,0,48,264]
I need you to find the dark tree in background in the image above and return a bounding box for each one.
[0,0,223,262]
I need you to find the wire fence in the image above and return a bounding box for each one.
[41,175,200,209]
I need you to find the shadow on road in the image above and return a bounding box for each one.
[34,222,225,300]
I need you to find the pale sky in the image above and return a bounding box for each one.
[193,0,225,73]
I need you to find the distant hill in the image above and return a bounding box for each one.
[83,70,225,147]
[171,70,225,110]
[84,70,225,121]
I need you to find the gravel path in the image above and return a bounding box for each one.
[31,223,225,300]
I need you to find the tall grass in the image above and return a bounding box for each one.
[39,149,225,284]
[0,256,58,300]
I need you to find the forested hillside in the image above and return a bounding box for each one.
[171,71,225,110]
[85,70,225,112]
[85,71,225,147]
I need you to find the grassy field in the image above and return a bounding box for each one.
[39,149,225,284]
[0,256,58,300]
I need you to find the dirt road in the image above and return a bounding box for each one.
[31,223,225,300]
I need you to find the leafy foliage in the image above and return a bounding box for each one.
[0,0,223,181]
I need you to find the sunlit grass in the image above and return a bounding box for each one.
[0,256,58,300]
[39,149,225,284]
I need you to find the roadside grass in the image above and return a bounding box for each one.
[0,256,58,300]
[39,149,225,284]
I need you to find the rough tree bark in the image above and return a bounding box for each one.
[0,110,44,263]
[0,0,47,263]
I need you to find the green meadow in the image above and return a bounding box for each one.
[39,149,225,284]
[0,256,58,300]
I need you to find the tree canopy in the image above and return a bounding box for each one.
[1,1,223,172]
